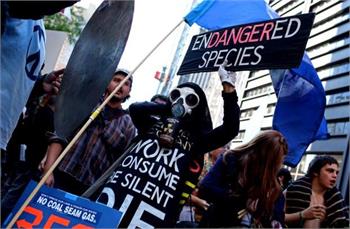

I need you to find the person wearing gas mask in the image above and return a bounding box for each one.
[95,62,240,228]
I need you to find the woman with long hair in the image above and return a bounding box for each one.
[198,130,288,228]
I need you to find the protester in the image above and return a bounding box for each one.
[285,155,349,228]
[1,92,57,221]
[200,145,228,181]
[0,1,76,150]
[40,69,136,195]
[176,192,209,228]
[272,167,293,228]
[1,69,63,222]
[277,167,292,190]
[176,145,228,227]
[95,62,240,228]
[150,94,169,105]
[198,130,288,228]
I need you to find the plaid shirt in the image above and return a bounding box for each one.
[59,106,136,186]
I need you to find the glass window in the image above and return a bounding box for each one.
[327,121,350,136]
[344,122,350,134]
[318,62,349,79]
[308,37,349,58]
[278,0,303,15]
[235,131,245,140]
[311,13,349,36]
[327,123,336,135]
[335,122,346,135]
[267,104,276,114]
[311,0,332,13]
[327,91,350,105]
[334,92,350,104]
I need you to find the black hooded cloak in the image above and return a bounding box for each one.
[96,82,240,228]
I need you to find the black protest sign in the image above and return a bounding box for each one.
[178,13,315,75]
[96,138,191,228]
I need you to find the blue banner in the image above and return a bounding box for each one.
[2,181,122,228]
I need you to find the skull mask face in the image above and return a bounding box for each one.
[169,87,200,118]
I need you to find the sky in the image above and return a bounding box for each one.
[118,0,193,107]
[78,0,194,108]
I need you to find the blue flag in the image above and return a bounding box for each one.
[270,54,329,166]
[184,0,328,167]
[185,0,279,29]
[0,17,46,150]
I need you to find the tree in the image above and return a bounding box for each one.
[44,6,85,44]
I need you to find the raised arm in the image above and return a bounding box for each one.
[195,62,240,153]
[129,101,170,133]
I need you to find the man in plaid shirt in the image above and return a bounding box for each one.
[41,69,136,195]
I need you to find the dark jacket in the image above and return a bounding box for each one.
[198,154,245,227]
[199,154,285,228]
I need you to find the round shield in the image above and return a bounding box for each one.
[54,0,134,139]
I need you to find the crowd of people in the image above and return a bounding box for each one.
[1,61,349,228]
[1,2,349,228]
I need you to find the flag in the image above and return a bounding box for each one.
[154,71,161,80]
[0,18,46,150]
[184,0,279,29]
[184,0,328,167]
[270,54,329,166]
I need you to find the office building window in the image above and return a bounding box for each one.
[234,131,245,140]
[277,0,303,15]
[311,0,332,13]
[240,108,256,119]
[326,91,350,106]
[266,104,276,115]
[308,37,349,58]
[327,121,349,136]
[244,85,273,98]
[311,13,349,34]
[248,70,269,79]
[318,61,349,79]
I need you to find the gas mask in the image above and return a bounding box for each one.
[169,87,200,118]
[158,87,200,148]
